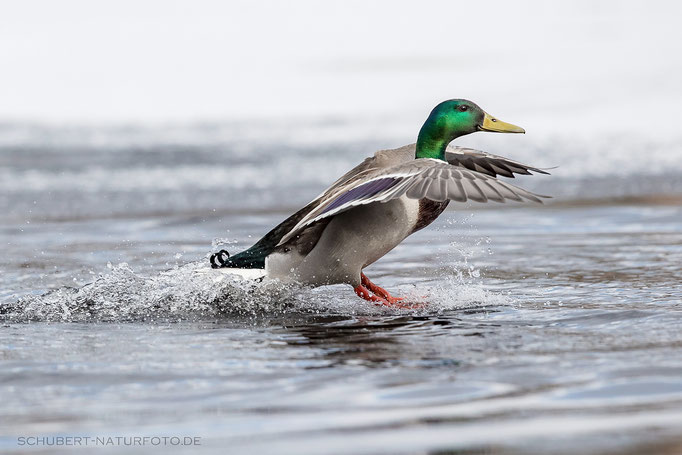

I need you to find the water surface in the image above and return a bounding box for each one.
[1,125,682,454]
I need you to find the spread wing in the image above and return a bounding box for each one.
[278,158,549,245]
[446,146,550,178]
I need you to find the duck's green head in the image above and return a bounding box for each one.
[416,99,525,160]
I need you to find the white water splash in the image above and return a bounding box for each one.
[1,259,511,323]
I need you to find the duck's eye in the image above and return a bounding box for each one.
[459,105,468,112]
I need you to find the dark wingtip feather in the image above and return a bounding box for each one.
[532,166,557,175]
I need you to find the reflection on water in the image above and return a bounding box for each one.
[4,299,681,454]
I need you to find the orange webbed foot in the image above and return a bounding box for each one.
[361,273,406,303]
[355,274,427,310]
[354,284,389,304]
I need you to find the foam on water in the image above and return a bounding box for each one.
[0,260,510,323]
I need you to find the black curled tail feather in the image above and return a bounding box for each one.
[210,250,231,269]
[209,248,266,269]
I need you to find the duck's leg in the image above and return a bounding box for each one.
[360,273,405,304]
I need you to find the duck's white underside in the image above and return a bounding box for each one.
[265,196,419,286]
[194,267,267,281]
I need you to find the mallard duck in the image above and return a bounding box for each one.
[210,99,549,306]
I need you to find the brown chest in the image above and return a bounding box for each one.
[412,199,450,233]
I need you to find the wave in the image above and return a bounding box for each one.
[0,262,509,323]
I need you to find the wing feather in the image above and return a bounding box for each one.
[479,180,506,203]
[447,178,468,202]
[460,178,488,203]
[446,146,550,178]
[278,158,549,245]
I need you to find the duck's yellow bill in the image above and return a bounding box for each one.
[480,113,525,133]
